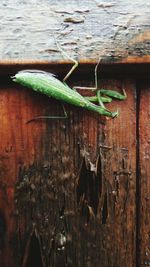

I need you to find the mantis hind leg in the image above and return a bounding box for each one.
[72,58,107,109]
[55,38,78,82]
[26,104,67,124]
[55,37,103,93]
[55,38,101,89]
[55,40,109,109]
[72,56,101,92]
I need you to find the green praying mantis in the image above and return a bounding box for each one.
[12,42,127,122]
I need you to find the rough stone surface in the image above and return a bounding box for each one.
[0,0,150,62]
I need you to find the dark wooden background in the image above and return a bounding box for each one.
[0,1,150,267]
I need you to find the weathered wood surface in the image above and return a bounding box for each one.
[138,80,150,267]
[1,0,150,62]
[0,72,137,267]
[0,1,150,265]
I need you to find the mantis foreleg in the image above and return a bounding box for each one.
[84,95,112,103]
[100,87,127,100]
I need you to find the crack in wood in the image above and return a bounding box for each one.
[0,210,6,252]
[76,157,102,222]
[102,192,108,224]
[22,230,44,267]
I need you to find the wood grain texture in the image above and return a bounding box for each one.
[0,72,136,267]
[0,0,150,62]
[138,80,150,266]
[94,79,136,267]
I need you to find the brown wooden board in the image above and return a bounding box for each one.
[0,66,137,267]
[138,80,150,266]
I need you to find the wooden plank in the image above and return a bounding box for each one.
[93,78,137,267]
[1,58,150,78]
[0,82,48,267]
[0,70,136,266]
[138,80,150,266]
[0,0,150,61]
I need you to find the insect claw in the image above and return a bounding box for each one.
[112,109,119,118]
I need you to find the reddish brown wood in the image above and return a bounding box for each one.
[138,80,150,266]
[94,79,137,267]
[0,83,47,266]
[0,71,137,267]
